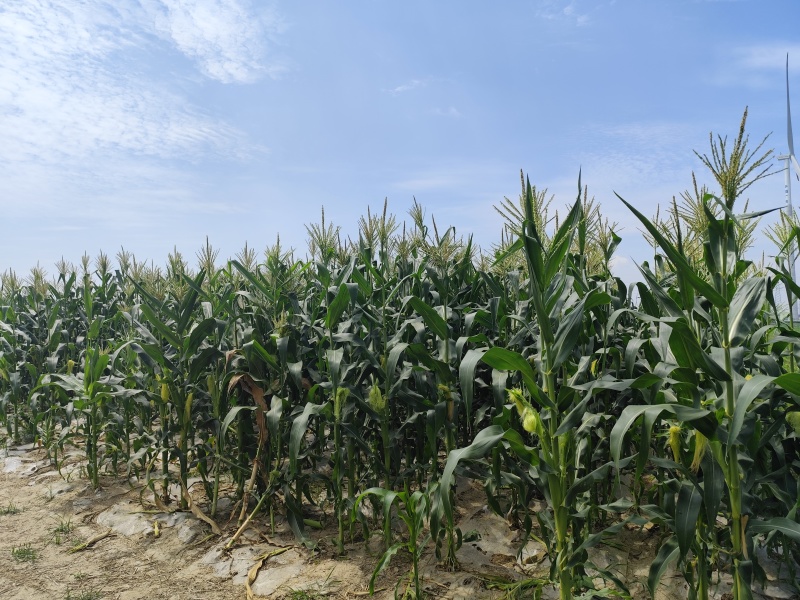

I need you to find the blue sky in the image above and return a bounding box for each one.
[2,0,800,284]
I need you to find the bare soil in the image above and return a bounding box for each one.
[0,441,794,600]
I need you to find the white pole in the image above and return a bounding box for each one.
[779,153,800,320]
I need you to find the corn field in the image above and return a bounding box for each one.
[1,114,800,600]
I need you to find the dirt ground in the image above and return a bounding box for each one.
[0,440,796,600]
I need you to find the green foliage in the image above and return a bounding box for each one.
[0,502,21,515]
[11,543,37,561]
[0,111,798,600]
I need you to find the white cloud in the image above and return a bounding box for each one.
[433,106,462,118]
[536,1,593,26]
[387,79,425,95]
[733,43,800,72]
[0,0,280,174]
[145,0,286,84]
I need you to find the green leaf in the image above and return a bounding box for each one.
[188,346,223,384]
[405,343,452,383]
[617,194,728,308]
[289,401,330,477]
[647,536,680,598]
[220,405,256,436]
[611,404,717,467]
[727,278,767,346]
[544,197,582,283]
[175,270,204,335]
[554,395,591,436]
[184,317,216,359]
[266,395,284,441]
[408,296,449,341]
[481,347,554,410]
[551,292,593,371]
[369,542,405,594]
[675,480,702,558]
[87,316,103,341]
[775,373,800,396]
[436,426,507,541]
[325,284,351,330]
[638,265,683,318]
[748,517,800,542]
[565,457,633,505]
[669,320,731,382]
[250,339,280,371]
[701,449,724,527]
[730,374,773,443]
[139,304,182,350]
[459,348,487,432]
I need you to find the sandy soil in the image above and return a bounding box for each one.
[0,440,795,600]
[0,440,520,600]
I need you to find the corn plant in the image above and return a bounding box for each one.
[353,487,431,599]
[613,111,800,600]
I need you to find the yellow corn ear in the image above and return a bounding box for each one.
[368,383,385,412]
[161,382,170,403]
[522,406,540,434]
[787,412,800,436]
[66,359,75,375]
[668,425,682,463]
[184,393,193,425]
[690,431,708,472]
[334,387,349,422]
[508,388,526,414]
[207,375,215,396]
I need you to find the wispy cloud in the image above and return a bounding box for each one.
[391,162,508,192]
[535,1,593,26]
[145,0,286,84]
[433,106,462,118]
[386,79,426,95]
[732,43,800,72]
[0,0,281,171]
[710,42,800,88]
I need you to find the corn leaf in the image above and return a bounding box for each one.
[648,536,680,597]
[617,194,728,308]
[669,320,731,382]
[727,278,767,346]
[459,348,487,432]
[481,347,554,410]
[729,374,773,443]
[748,517,800,542]
[675,480,703,558]
[408,296,449,341]
[326,284,351,330]
[611,404,718,468]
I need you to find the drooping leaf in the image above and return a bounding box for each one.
[289,401,331,477]
[647,536,680,598]
[748,517,800,542]
[436,425,507,539]
[611,404,717,468]
[220,405,256,437]
[481,347,554,410]
[408,296,449,341]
